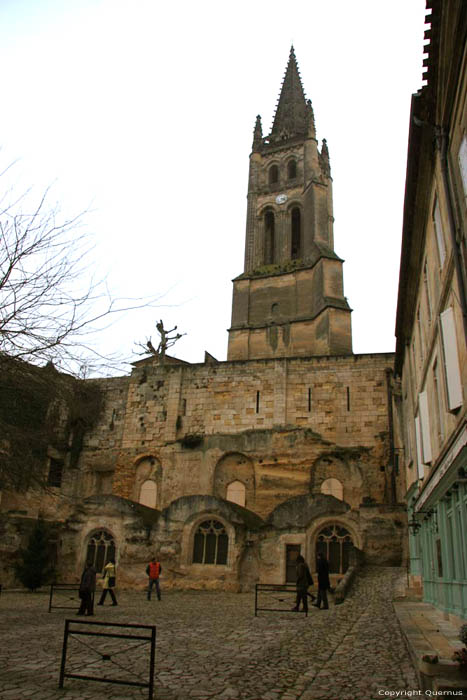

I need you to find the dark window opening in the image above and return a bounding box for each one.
[346,387,350,411]
[264,210,275,264]
[291,207,301,259]
[269,164,279,184]
[47,458,64,488]
[308,387,312,412]
[285,544,301,583]
[256,391,260,413]
[192,520,228,565]
[287,160,297,179]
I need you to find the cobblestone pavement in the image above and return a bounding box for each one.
[0,567,419,700]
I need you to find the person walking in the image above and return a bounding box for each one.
[97,559,118,606]
[77,561,96,616]
[313,551,330,609]
[146,556,162,601]
[292,554,312,613]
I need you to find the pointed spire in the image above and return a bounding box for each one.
[252,115,263,151]
[319,138,331,176]
[270,46,308,142]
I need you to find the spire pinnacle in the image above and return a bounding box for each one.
[270,46,308,142]
[252,115,263,151]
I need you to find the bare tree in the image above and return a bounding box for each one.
[0,166,162,374]
[136,319,185,361]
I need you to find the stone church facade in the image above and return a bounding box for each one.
[0,49,407,590]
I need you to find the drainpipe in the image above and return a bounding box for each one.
[385,368,397,505]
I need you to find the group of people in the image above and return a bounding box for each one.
[77,556,162,616]
[77,552,329,616]
[293,552,331,614]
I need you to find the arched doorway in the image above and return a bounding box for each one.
[315,523,353,574]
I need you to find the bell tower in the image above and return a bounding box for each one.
[227,47,352,361]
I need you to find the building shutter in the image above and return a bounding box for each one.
[418,391,432,464]
[433,199,446,267]
[440,307,463,411]
[414,415,424,479]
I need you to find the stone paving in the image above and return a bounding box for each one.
[0,567,419,700]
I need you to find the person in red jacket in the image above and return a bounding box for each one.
[146,556,162,601]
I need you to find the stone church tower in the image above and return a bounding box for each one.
[228,47,352,361]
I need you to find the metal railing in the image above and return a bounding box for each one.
[59,619,156,700]
[254,583,309,616]
[48,582,89,612]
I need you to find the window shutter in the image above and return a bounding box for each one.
[433,200,446,267]
[419,391,432,464]
[414,415,424,479]
[440,307,463,411]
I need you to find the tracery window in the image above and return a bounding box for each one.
[192,520,228,565]
[315,524,353,574]
[85,530,116,574]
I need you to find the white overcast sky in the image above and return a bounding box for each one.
[0,0,427,372]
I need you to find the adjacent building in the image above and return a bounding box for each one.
[394,0,466,621]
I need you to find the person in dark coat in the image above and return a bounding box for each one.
[292,554,312,613]
[313,552,330,609]
[77,561,96,616]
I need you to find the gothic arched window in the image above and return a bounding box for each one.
[226,480,246,507]
[193,520,228,565]
[86,530,116,574]
[320,478,344,501]
[291,207,301,259]
[315,524,353,575]
[139,480,157,509]
[287,159,297,179]
[264,210,275,264]
[269,164,279,184]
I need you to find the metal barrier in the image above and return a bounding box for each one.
[254,583,309,616]
[49,583,91,612]
[59,619,156,700]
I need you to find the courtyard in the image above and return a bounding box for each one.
[0,567,422,700]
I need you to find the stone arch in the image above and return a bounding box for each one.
[213,453,255,508]
[132,455,162,509]
[308,516,361,575]
[310,454,364,508]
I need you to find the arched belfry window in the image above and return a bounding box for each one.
[86,530,116,574]
[193,519,228,565]
[287,159,297,179]
[315,524,353,574]
[264,210,275,264]
[321,478,344,501]
[269,164,279,184]
[291,207,301,259]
